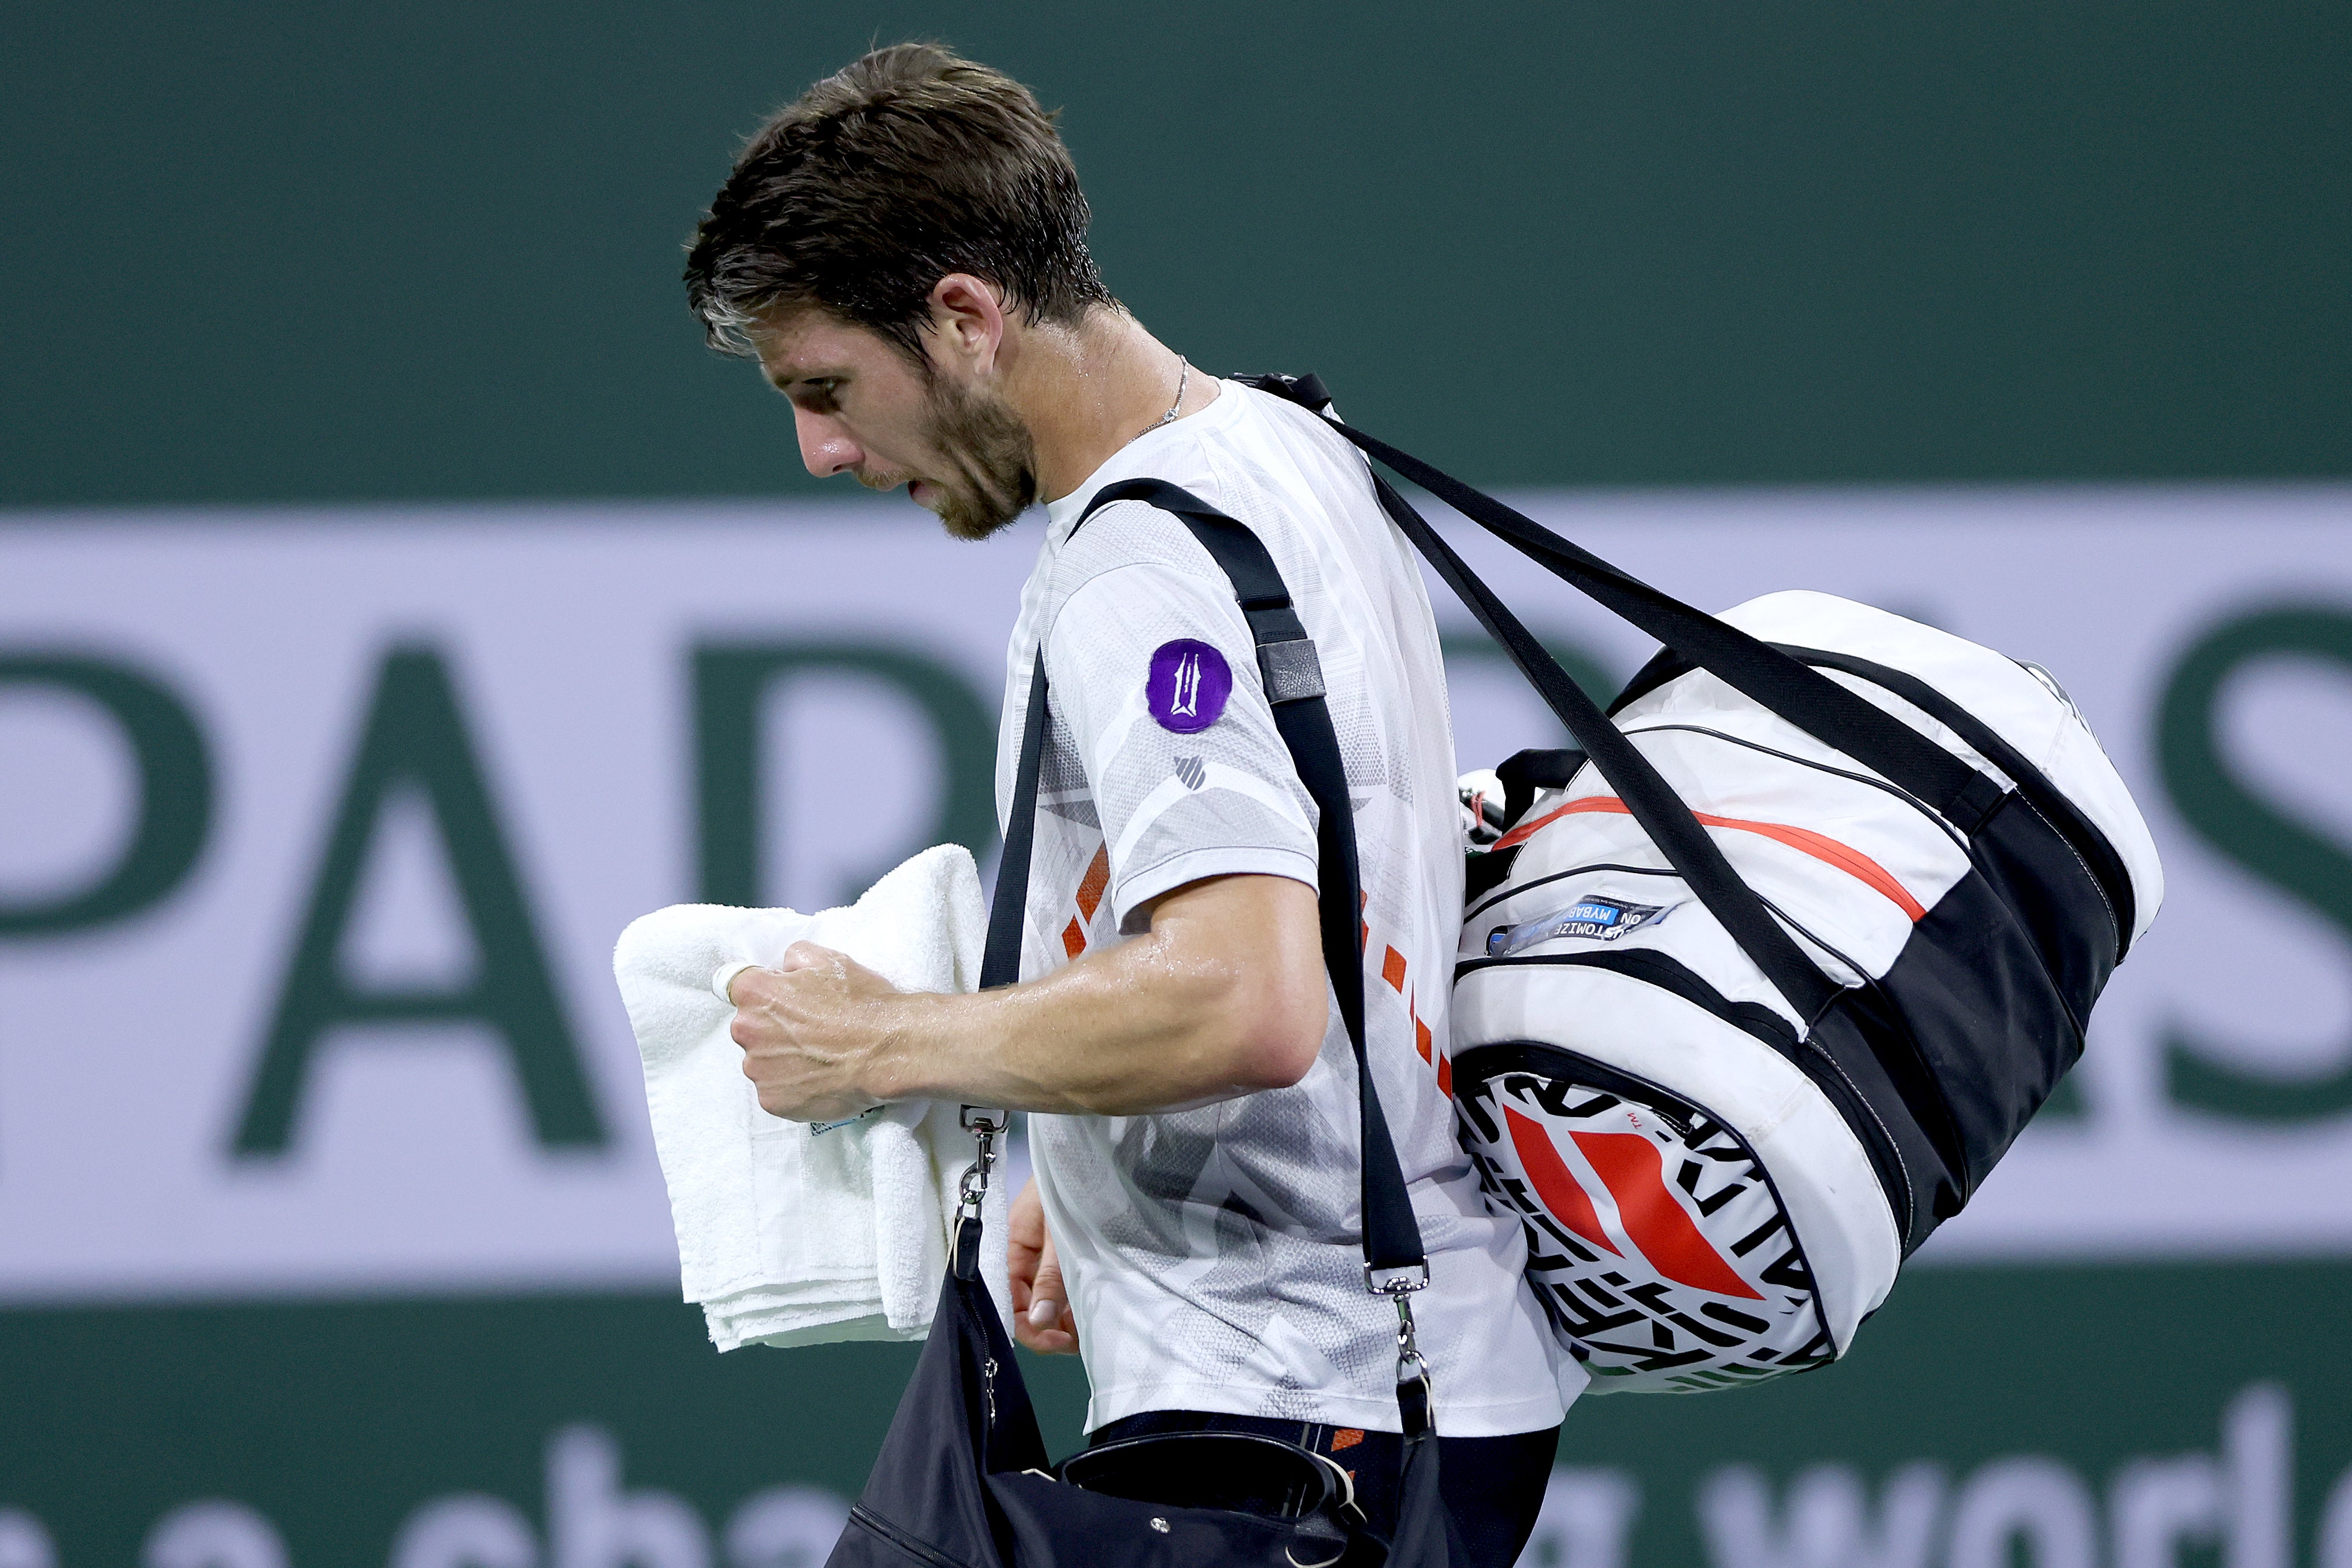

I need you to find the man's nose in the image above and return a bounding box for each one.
[794,407,863,479]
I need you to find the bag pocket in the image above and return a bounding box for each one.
[832,1505,983,1568]
[1455,1037,1836,1394]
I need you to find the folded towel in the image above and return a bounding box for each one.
[613,844,1008,1350]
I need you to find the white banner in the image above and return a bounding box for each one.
[2,484,2348,1301]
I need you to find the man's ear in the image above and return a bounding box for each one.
[925,273,1009,378]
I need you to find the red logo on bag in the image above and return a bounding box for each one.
[1504,1107,1761,1299]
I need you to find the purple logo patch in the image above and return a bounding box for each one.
[1147,639,1232,734]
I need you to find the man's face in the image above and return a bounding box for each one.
[755,310,1037,541]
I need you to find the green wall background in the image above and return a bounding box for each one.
[7,5,2351,1560]
[5,1,2346,508]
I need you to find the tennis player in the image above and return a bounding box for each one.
[685,45,1572,1564]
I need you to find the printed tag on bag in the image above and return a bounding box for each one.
[1147,639,1232,734]
[1487,896,1677,957]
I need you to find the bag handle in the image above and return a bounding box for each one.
[1363,465,1843,1021]
[1247,375,2008,838]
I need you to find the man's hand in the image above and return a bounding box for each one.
[1007,1176,1078,1355]
[726,941,927,1123]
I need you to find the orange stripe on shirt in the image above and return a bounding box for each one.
[1075,845,1111,923]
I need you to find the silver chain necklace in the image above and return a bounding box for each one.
[1136,358,1188,439]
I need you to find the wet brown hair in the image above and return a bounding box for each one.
[683,43,1114,364]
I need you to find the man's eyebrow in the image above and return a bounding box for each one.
[767,367,846,395]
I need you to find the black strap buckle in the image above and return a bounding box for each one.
[1240,372,1334,413]
[1258,637,1326,704]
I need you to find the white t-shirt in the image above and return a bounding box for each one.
[998,378,1574,1436]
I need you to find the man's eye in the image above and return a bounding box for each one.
[787,378,840,409]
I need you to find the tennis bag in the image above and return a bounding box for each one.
[1239,375,2164,1396]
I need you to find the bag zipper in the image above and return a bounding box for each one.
[1466,861,1685,926]
[1491,796,1926,922]
[1618,722,1968,851]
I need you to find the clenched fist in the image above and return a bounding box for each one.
[725,941,927,1123]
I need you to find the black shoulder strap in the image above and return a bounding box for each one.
[985,478,1447,1527]
[978,646,1052,995]
[982,476,1431,1293]
[1073,478,1429,1285]
[983,478,1438,1436]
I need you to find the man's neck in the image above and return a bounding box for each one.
[999,308,1212,503]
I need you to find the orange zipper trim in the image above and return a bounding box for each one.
[1489,796,1926,922]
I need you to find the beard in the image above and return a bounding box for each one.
[867,372,1038,541]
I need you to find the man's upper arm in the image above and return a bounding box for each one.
[1138,872,1329,1088]
[1045,508,1320,933]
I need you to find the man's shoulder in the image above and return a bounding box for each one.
[1044,495,1226,602]
[1037,382,1373,607]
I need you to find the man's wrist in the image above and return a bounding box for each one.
[861,988,961,1104]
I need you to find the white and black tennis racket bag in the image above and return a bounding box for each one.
[1241,375,2163,1396]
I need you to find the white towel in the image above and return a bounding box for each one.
[613,844,1010,1350]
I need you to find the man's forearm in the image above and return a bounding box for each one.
[875,925,1300,1113]
[729,873,1329,1120]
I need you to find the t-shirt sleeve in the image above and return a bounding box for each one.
[1044,537,1320,934]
